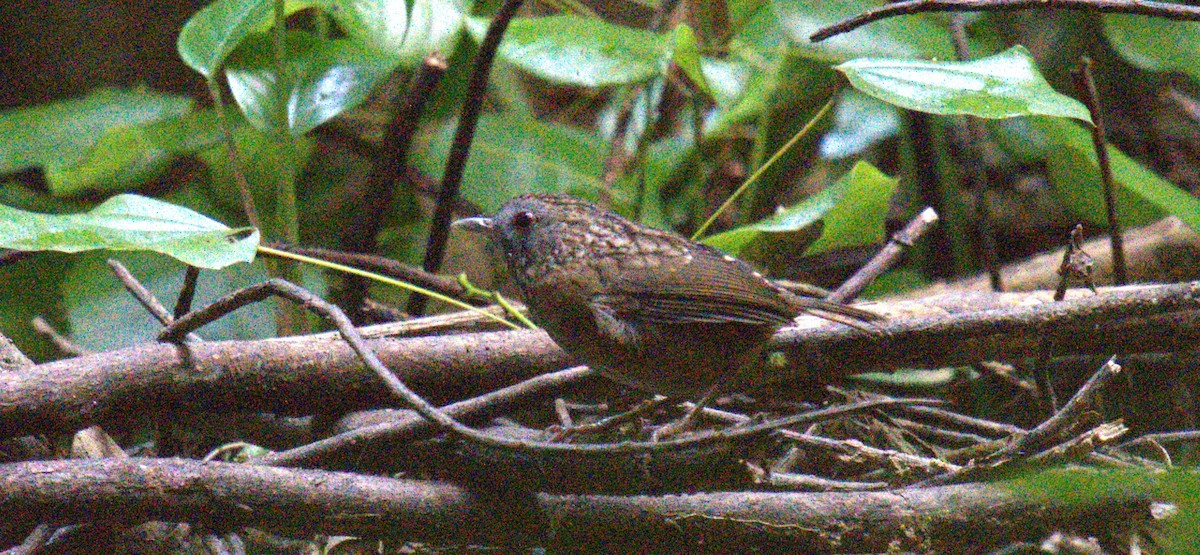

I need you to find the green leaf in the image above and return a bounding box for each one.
[818,88,900,159]
[772,0,955,61]
[669,24,715,99]
[0,88,220,197]
[469,15,670,87]
[850,367,959,388]
[412,112,606,212]
[1032,116,1200,232]
[49,109,229,197]
[1105,14,1200,82]
[836,46,1092,121]
[0,194,258,269]
[178,0,320,77]
[702,160,897,255]
[0,88,188,174]
[224,31,396,136]
[178,0,274,78]
[803,160,897,255]
[320,0,465,66]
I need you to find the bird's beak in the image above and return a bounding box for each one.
[451,216,494,233]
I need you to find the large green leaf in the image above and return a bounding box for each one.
[772,0,955,62]
[224,31,396,136]
[319,0,465,66]
[818,88,900,159]
[0,194,258,269]
[195,125,314,238]
[669,24,716,99]
[468,15,669,87]
[0,88,206,196]
[178,0,319,77]
[412,112,606,212]
[1033,116,1200,231]
[178,0,274,78]
[836,46,1091,121]
[702,160,897,255]
[1105,15,1200,83]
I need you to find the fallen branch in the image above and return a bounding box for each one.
[0,457,1156,553]
[3,283,1197,438]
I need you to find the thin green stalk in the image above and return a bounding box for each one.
[691,92,838,240]
[205,77,260,229]
[257,245,525,330]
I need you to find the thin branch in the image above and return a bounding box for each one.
[107,260,174,327]
[3,524,51,555]
[810,0,1200,43]
[988,357,1123,460]
[1072,56,1127,285]
[205,78,260,229]
[890,402,1026,437]
[30,317,89,357]
[262,242,471,302]
[411,0,526,316]
[258,366,595,468]
[105,259,201,343]
[906,110,956,279]
[174,266,201,321]
[341,55,449,319]
[829,207,938,303]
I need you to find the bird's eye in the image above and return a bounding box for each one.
[511,211,536,230]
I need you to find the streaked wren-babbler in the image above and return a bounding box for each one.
[455,194,878,410]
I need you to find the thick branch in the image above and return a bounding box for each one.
[3,283,1197,439]
[810,0,1200,42]
[0,458,1153,553]
[0,330,568,438]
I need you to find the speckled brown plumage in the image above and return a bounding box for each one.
[456,193,878,398]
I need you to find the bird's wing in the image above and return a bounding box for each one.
[597,243,796,326]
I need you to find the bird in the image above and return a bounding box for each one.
[454,193,879,434]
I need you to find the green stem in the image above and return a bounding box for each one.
[258,246,524,330]
[205,77,260,229]
[691,91,838,241]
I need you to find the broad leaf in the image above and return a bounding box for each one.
[320,0,465,66]
[178,0,319,77]
[469,15,669,87]
[224,31,395,136]
[1034,117,1200,232]
[1105,15,1200,83]
[702,160,897,255]
[772,0,955,61]
[0,88,204,195]
[178,0,274,78]
[413,112,606,212]
[804,160,897,254]
[0,194,258,269]
[837,46,1091,121]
